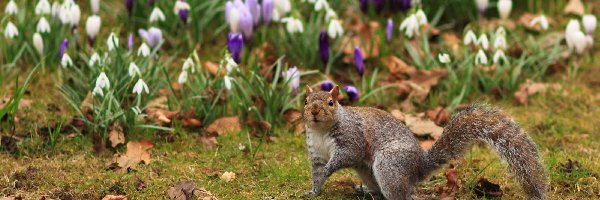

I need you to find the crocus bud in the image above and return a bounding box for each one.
[35,0,51,15]
[33,33,44,56]
[174,0,191,24]
[4,22,18,39]
[246,0,261,25]
[497,0,512,20]
[149,7,166,22]
[138,27,163,48]
[132,79,149,95]
[319,30,329,63]
[125,0,133,14]
[5,0,18,15]
[235,0,254,38]
[59,39,69,58]
[386,18,393,44]
[86,15,101,46]
[327,19,344,39]
[343,85,360,102]
[226,1,241,32]
[320,80,334,91]
[262,0,273,25]
[228,32,244,64]
[37,17,51,33]
[107,32,119,51]
[284,67,300,94]
[128,33,134,51]
[475,49,488,65]
[90,0,100,14]
[582,14,597,35]
[475,0,488,16]
[354,46,364,76]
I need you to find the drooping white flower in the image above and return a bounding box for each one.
[225,56,238,72]
[464,30,478,45]
[128,62,141,77]
[61,53,73,68]
[493,35,507,50]
[282,17,304,34]
[497,0,512,20]
[106,32,119,51]
[582,14,598,35]
[565,19,587,55]
[5,0,18,15]
[177,71,188,84]
[4,22,19,39]
[314,0,328,11]
[35,0,51,15]
[415,9,428,25]
[90,0,99,14]
[477,33,489,50]
[493,50,507,64]
[529,15,549,31]
[132,79,149,95]
[327,19,343,39]
[272,0,291,21]
[33,33,44,55]
[400,14,419,38]
[95,72,110,89]
[182,57,195,73]
[475,49,488,65]
[224,76,232,90]
[92,86,104,97]
[149,7,166,22]
[137,43,151,57]
[438,53,451,64]
[566,19,581,34]
[37,17,51,33]
[85,15,101,39]
[89,52,101,66]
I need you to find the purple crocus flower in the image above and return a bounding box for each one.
[262,0,273,25]
[386,19,393,44]
[147,0,155,6]
[343,85,360,102]
[246,0,261,25]
[178,9,189,24]
[319,30,329,64]
[59,39,69,59]
[128,33,134,51]
[138,27,163,48]
[234,0,254,38]
[400,0,411,12]
[320,80,334,91]
[125,0,133,14]
[354,46,364,76]
[228,32,244,63]
[373,0,384,13]
[359,0,369,13]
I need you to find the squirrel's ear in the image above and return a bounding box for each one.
[305,85,313,95]
[330,85,339,102]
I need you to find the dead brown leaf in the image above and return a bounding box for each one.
[283,109,302,124]
[514,80,561,105]
[113,140,154,170]
[220,171,236,182]
[419,140,435,150]
[101,195,128,200]
[198,132,218,150]
[564,0,584,16]
[404,113,444,139]
[206,117,241,135]
[203,61,223,76]
[145,96,180,125]
[380,56,412,76]
[473,178,503,198]
[440,165,460,199]
[167,180,217,200]
[442,33,461,54]
[108,123,125,148]
[390,109,406,122]
[425,106,450,126]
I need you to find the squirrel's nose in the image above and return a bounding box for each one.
[311,109,320,116]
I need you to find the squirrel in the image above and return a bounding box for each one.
[302,85,547,200]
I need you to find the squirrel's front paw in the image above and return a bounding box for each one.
[304,190,319,197]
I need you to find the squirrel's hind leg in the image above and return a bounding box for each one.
[372,149,420,200]
[354,167,381,195]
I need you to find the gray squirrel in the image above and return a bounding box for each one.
[302,85,547,200]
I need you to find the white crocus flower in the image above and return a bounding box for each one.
[475,0,488,13]
[565,19,587,55]
[4,22,19,39]
[438,53,451,64]
[415,9,428,25]
[327,19,344,39]
[582,14,598,35]
[173,1,190,15]
[106,32,119,51]
[90,0,99,14]
[477,33,489,50]
[463,30,478,45]
[475,49,488,65]
[224,76,232,90]
[92,86,104,97]
[51,2,60,19]
[37,17,51,33]
[89,52,101,66]
[493,50,507,64]
[182,58,195,73]
[585,35,593,48]
[95,72,110,89]
[177,71,188,84]
[61,53,73,68]
[85,15,101,39]
[59,2,81,27]
[497,0,512,20]
[132,79,149,95]
[5,0,18,15]
[128,62,141,77]
[314,0,328,11]
[137,43,151,57]
[400,14,419,38]
[225,57,238,73]
[282,17,304,34]
[529,15,549,31]
[33,33,44,55]
[35,0,51,15]
[493,35,507,50]
[149,7,166,22]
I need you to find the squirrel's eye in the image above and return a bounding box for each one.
[304,99,308,105]
[328,100,334,106]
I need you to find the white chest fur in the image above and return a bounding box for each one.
[306,126,335,162]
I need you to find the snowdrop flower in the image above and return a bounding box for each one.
[228,32,244,63]
[61,53,73,68]
[59,2,81,27]
[399,14,419,38]
[132,79,149,95]
[106,32,119,51]
[33,33,44,55]
[90,0,99,14]
[225,56,238,73]
[438,53,451,64]
[354,46,364,76]
[177,71,188,84]
[149,7,165,22]
[51,2,60,19]
[463,30,477,45]
[37,17,51,33]
[282,17,304,34]
[327,19,344,39]
[174,0,191,24]
[5,0,18,15]
[475,0,488,16]
[35,0,51,15]
[475,49,488,65]
[89,52,101,66]
[566,19,581,34]
[137,43,151,57]
[493,35,507,50]
[415,9,428,25]
[314,0,328,11]
[246,0,261,25]
[477,33,489,50]
[565,19,587,54]
[582,14,597,35]
[272,0,291,22]
[138,27,163,48]
[224,76,232,90]
[4,22,19,39]
[262,0,273,25]
[182,57,194,73]
[319,30,329,63]
[497,0,512,20]
[493,50,507,64]
[529,15,549,30]
[386,18,393,44]
[95,72,110,89]
[59,39,68,58]
[320,80,334,91]
[343,85,360,102]
[92,86,104,97]
[128,62,141,77]
[495,26,506,37]
[86,15,101,45]
[284,67,300,93]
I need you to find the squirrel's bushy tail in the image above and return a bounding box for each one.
[422,104,547,200]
